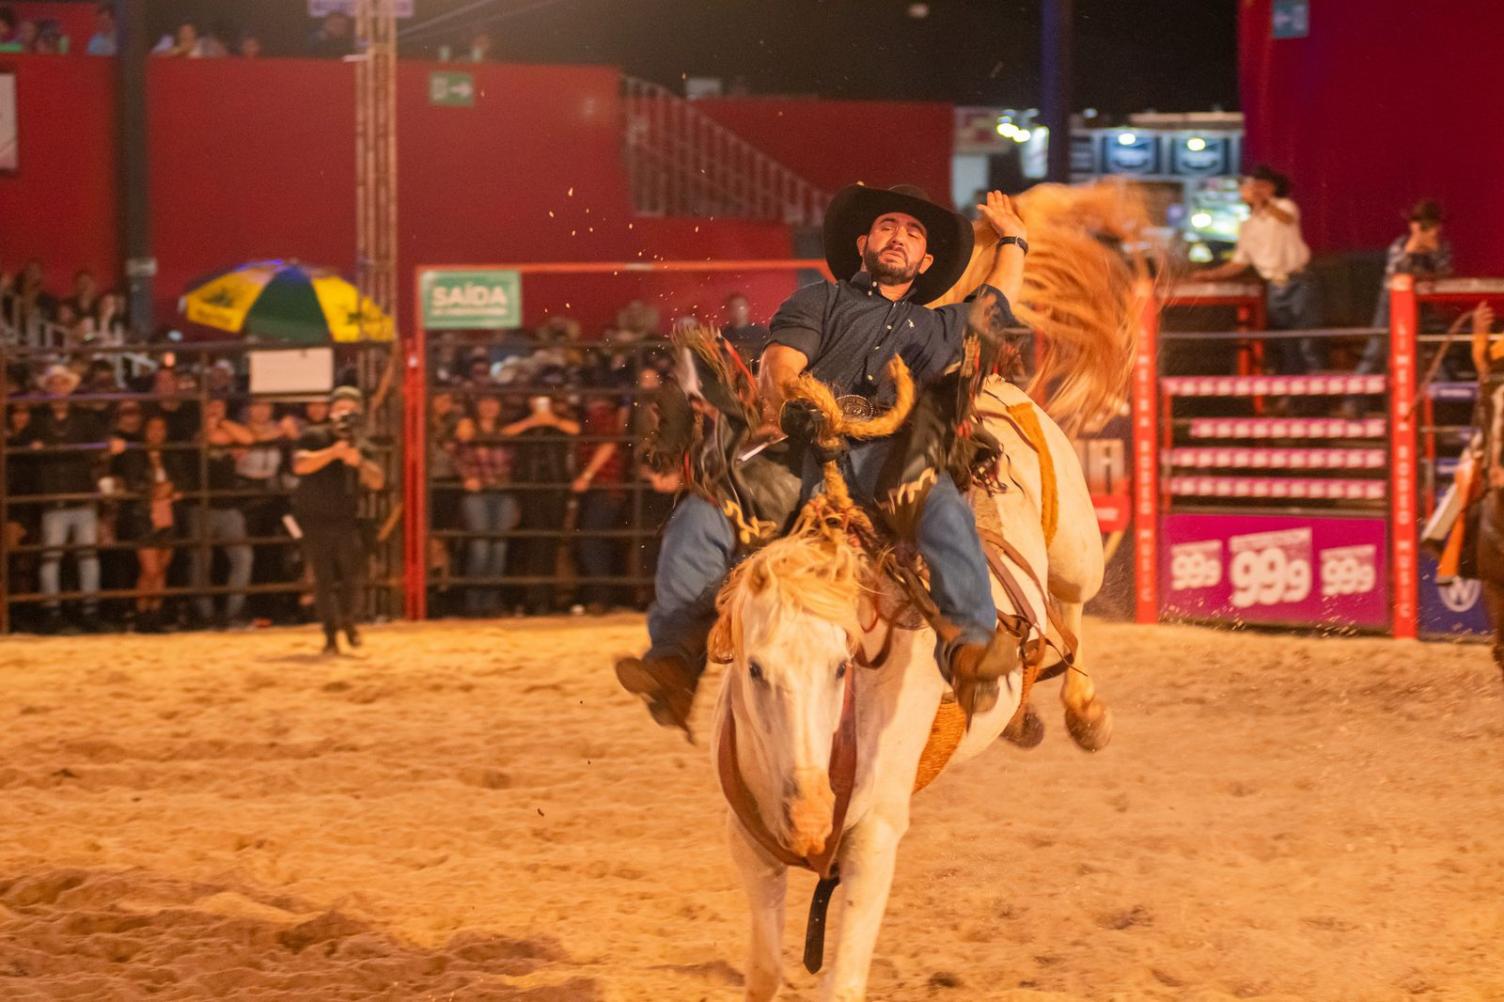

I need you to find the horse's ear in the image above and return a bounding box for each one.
[707,614,734,665]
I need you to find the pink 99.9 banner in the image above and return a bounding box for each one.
[1160,513,1391,629]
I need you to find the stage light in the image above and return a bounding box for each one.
[1117,131,1136,146]
[1191,212,1213,229]
[1186,136,1208,152]
[1013,129,1032,143]
[996,121,1012,136]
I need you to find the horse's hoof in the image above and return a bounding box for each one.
[1001,703,1046,748]
[1064,699,1113,752]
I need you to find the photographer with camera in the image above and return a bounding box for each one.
[291,386,384,654]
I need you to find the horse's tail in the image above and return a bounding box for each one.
[934,180,1163,436]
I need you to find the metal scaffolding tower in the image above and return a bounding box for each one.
[354,0,401,619]
[354,0,398,346]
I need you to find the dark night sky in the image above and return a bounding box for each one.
[141,0,1238,114]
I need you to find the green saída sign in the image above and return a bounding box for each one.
[429,71,476,107]
[420,269,522,329]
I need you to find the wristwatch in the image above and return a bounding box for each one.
[998,235,1030,255]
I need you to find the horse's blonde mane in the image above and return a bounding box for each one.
[707,527,868,666]
[932,180,1160,435]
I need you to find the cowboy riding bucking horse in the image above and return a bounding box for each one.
[616,183,1037,733]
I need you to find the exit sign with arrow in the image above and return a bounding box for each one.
[429,71,476,108]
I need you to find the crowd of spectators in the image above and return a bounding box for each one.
[422,294,767,619]
[0,4,494,62]
[2,261,131,349]
[3,260,768,635]
[0,4,350,60]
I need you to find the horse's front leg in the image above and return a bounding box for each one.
[822,807,908,1002]
[1057,599,1113,751]
[728,815,788,1002]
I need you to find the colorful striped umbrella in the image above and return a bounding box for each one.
[180,260,394,344]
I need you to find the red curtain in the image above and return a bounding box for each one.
[1240,0,1504,271]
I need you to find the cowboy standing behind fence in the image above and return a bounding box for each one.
[616,184,1031,732]
[291,386,384,655]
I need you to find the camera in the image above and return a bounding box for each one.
[332,409,363,441]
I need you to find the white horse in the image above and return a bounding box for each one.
[709,382,1095,1001]
[708,180,1143,999]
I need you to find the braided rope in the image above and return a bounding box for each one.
[781,356,918,540]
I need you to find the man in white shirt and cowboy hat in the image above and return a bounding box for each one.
[1202,164,1323,375]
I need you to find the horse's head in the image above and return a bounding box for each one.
[709,530,867,859]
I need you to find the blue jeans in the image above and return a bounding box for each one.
[189,507,253,622]
[646,439,997,668]
[40,504,100,611]
[461,490,519,614]
[1266,272,1323,374]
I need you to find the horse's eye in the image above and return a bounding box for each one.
[747,660,765,682]
[835,661,848,680]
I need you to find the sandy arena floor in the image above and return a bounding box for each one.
[2,615,1503,1002]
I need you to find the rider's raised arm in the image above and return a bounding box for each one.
[975,190,1028,305]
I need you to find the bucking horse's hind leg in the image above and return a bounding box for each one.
[728,816,787,1002]
[1487,583,1504,685]
[823,809,908,1002]
[1056,600,1114,751]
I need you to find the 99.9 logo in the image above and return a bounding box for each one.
[1169,542,1222,591]
[1320,545,1377,597]
[1229,546,1313,608]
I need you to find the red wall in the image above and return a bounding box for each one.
[3,57,798,330]
[694,97,955,206]
[1240,0,1504,272]
[0,57,120,283]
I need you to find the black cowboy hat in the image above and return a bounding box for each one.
[823,183,974,305]
[1248,164,1292,198]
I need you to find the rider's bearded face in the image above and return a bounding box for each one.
[859,212,933,286]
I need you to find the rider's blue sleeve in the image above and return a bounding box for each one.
[906,284,1018,384]
[766,282,828,361]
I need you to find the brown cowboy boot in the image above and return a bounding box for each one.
[614,654,699,738]
[946,631,1016,723]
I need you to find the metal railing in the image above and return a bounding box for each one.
[621,76,831,226]
[1,340,402,634]
[421,333,679,619]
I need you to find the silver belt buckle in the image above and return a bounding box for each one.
[836,395,875,420]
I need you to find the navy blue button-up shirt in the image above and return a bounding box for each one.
[767,272,1015,406]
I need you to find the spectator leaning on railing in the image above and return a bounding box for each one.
[5,400,42,628]
[453,391,521,617]
[510,370,580,616]
[571,382,630,615]
[27,364,125,633]
[186,397,255,628]
[111,412,189,633]
[1199,164,1322,375]
[1342,199,1456,418]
